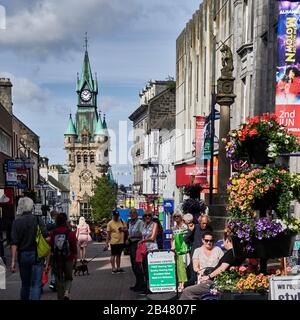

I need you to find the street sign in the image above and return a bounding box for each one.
[147,250,177,293]
[163,199,174,213]
[269,276,300,300]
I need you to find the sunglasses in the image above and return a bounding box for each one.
[174,215,181,218]
[204,239,213,243]
[144,214,152,218]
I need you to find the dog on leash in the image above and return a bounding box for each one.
[73,260,89,276]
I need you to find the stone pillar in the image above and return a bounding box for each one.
[209,44,236,240]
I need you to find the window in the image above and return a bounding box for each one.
[83,154,88,163]
[69,154,72,161]
[0,129,12,156]
[104,149,108,157]
[90,153,95,163]
[68,137,71,143]
[82,136,88,144]
[80,202,91,219]
[77,154,81,163]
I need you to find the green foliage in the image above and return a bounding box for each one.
[90,175,117,223]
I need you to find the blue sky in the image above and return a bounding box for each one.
[0,0,201,185]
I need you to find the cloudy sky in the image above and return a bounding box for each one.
[0,0,201,185]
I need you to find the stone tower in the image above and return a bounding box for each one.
[64,44,110,223]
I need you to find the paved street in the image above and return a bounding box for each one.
[0,242,140,300]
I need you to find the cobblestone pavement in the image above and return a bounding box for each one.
[0,242,142,300]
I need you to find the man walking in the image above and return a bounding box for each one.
[10,197,48,300]
[127,208,143,291]
[105,210,127,274]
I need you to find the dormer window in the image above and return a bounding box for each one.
[81,128,89,144]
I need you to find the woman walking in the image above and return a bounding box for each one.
[76,217,91,262]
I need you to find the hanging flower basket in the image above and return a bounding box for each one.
[232,233,295,259]
[223,113,300,162]
[243,138,273,165]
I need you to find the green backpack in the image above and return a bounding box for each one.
[36,220,51,259]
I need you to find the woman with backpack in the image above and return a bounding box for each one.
[49,213,77,300]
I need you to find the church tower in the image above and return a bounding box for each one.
[64,37,110,223]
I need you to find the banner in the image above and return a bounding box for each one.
[195,116,206,166]
[276,1,300,136]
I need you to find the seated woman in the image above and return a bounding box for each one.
[179,232,245,300]
[192,231,224,283]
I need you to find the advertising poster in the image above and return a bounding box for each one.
[276,1,300,136]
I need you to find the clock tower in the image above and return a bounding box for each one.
[64,40,110,224]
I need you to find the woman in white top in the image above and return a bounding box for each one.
[192,231,224,283]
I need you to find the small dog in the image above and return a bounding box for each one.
[73,260,89,276]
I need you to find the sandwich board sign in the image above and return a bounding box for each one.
[269,276,300,300]
[147,250,176,293]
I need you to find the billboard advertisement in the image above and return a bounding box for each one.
[276,1,300,136]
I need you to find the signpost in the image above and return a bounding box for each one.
[269,275,300,300]
[147,250,177,294]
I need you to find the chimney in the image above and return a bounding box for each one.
[0,78,13,114]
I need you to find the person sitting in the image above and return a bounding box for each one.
[184,214,213,286]
[193,231,224,282]
[179,232,245,300]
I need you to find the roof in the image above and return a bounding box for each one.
[48,175,70,192]
[65,114,77,135]
[95,113,105,135]
[77,50,96,92]
[128,104,148,122]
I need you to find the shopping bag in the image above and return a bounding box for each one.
[174,232,190,255]
[36,225,51,259]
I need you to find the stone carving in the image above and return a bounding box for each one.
[220,44,234,77]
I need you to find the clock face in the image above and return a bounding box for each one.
[81,90,92,102]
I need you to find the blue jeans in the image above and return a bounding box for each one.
[18,251,44,300]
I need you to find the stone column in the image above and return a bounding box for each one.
[209,44,236,240]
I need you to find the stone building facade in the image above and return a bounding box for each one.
[129,80,176,208]
[175,0,282,232]
[64,48,110,223]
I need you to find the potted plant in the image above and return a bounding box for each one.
[223,113,299,165]
[226,166,300,258]
[227,167,300,219]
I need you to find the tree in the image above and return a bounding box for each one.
[90,175,117,222]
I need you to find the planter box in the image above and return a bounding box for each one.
[219,291,268,300]
[233,234,296,259]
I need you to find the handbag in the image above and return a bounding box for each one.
[36,221,51,259]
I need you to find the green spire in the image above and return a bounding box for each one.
[108,167,115,184]
[103,113,107,129]
[95,111,105,135]
[65,114,77,135]
[77,50,94,91]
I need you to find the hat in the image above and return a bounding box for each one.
[112,210,120,216]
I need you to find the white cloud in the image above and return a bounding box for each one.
[0,72,50,112]
[0,0,200,59]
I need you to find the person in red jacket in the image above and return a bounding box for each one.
[277,67,300,103]
[49,213,77,300]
